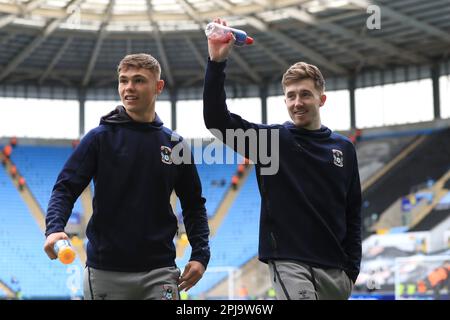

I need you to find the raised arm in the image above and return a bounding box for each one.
[204,18,270,163]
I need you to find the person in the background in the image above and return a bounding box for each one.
[203,18,362,300]
[44,53,210,300]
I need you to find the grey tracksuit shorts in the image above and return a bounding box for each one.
[269,260,354,300]
[83,265,181,300]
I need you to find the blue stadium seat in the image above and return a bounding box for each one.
[176,167,260,296]
[9,145,84,217]
[175,145,239,218]
[0,168,83,299]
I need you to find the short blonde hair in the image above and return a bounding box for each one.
[117,53,161,78]
[282,62,325,93]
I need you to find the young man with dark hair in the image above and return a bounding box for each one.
[44,53,210,299]
[203,18,361,300]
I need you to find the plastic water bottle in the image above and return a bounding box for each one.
[205,22,254,46]
[54,239,76,264]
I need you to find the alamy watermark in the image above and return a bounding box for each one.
[66,265,82,298]
[366,4,381,30]
[170,128,280,176]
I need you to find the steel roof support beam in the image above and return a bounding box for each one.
[82,0,115,87]
[146,0,174,87]
[184,37,206,70]
[39,37,73,84]
[286,7,426,65]
[0,0,46,29]
[351,0,450,43]
[0,0,85,82]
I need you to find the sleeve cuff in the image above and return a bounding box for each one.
[207,57,227,72]
[345,270,359,283]
[190,246,211,270]
[45,228,64,238]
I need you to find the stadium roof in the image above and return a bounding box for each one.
[0,0,449,99]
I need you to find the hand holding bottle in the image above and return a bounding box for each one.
[54,239,76,264]
[44,232,76,264]
[207,18,250,62]
[205,22,253,46]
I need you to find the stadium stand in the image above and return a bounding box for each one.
[9,145,84,219]
[411,208,450,232]
[0,166,83,298]
[176,167,260,298]
[201,128,450,299]
[175,162,237,218]
[356,133,418,184]
[361,128,450,236]
[372,169,450,232]
[175,144,243,218]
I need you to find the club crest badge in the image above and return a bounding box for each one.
[161,146,173,164]
[332,149,344,167]
[161,285,176,300]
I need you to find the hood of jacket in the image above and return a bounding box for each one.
[100,105,163,131]
[283,121,332,139]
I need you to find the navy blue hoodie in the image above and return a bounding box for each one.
[203,60,361,282]
[46,106,210,272]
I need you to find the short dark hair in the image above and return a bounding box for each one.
[117,53,161,78]
[282,62,325,93]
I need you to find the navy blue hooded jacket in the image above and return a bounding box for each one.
[203,60,361,282]
[46,106,210,272]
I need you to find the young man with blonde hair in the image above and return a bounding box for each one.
[44,53,210,299]
[203,18,361,300]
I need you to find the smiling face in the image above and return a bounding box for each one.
[281,62,326,130]
[118,66,164,122]
[284,79,326,130]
